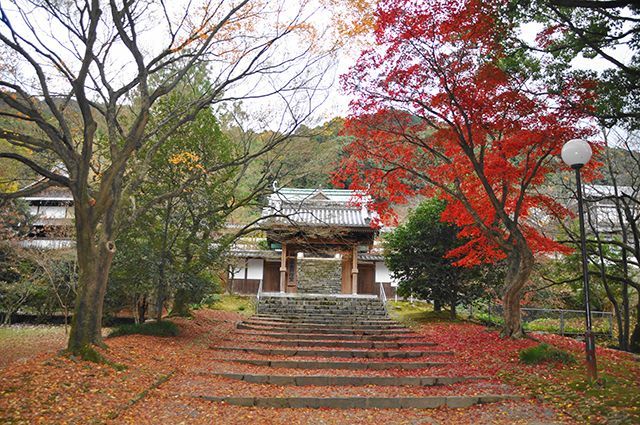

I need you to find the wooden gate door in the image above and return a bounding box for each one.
[358,263,376,295]
[263,261,280,292]
[286,257,297,293]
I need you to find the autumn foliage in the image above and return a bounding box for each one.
[335,0,597,336]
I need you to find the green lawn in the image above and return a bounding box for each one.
[207,294,255,316]
[0,325,68,369]
[387,300,456,325]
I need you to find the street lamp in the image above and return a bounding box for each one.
[561,138,597,382]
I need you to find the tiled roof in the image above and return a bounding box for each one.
[228,249,280,259]
[262,187,375,228]
[358,253,385,261]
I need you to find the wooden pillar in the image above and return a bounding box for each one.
[351,245,358,295]
[279,243,287,293]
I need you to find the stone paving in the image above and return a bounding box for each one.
[195,294,521,409]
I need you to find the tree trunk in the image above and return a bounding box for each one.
[501,247,534,338]
[155,260,168,321]
[630,296,640,353]
[596,240,626,349]
[169,288,192,317]
[67,233,116,353]
[137,294,148,323]
[132,295,140,325]
[67,202,117,354]
[433,299,442,312]
[155,200,172,322]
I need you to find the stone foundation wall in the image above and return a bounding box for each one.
[296,258,342,294]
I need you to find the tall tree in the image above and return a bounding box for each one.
[548,128,640,352]
[508,0,640,128]
[0,1,333,354]
[384,198,493,319]
[335,0,595,337]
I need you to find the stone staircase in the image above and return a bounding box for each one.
[197,294,520,409]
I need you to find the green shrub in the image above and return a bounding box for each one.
[201,293,221,306]
[519,343,576,365]
[108,320,179,338]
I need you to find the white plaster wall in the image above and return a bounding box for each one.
[230,262,246,279]
[375,261,397,287]
[38,206,68,218]
[246,258,264,280]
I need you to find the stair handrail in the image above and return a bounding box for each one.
[379,282,387,308]
[256,279,263,314]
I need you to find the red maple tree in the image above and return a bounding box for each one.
[335,0,597,337]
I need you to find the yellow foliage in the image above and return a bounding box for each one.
[168,151,206,173]
[321,0,376,41]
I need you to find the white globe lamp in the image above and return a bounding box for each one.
[562,138,598,381]
[561,139,592,168]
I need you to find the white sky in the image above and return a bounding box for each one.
[0,1,634,128]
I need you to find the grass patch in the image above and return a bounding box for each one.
[519,343,576,365]
[108,320,179,338]
[387,300,457,326]
[502,357,640,423]
[526,317,612,335]
[208,294,255,316]
[0,325,66,341]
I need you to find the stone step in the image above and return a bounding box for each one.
[213,347,454,359]
[238,322,405,331]
[259,297,384,302]
[237,332,423,341]
[259,301,385,305]
[260,301,385,304]
[260,296,383,303]
[213,373,485,387]
[251,315,394,323]
[258,302,386,307]
[244,318,402,326]
[259,300,384,306]
[246,339,437,349]
[258,308,388,318]
[195,395,520,409]
[237,324,413,335]
[252,317,391,323]
[228,359,451,370]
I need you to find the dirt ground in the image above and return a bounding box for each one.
[1,310,636,424]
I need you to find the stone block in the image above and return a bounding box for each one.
[321,397,361,408]
[366,397,401,408]
[401,397,445,408]
[255,397,288,408]
[243,374,269,384]
[294,376,324,386]
[268,375,295,385]
[446,396,479,408]
[226,397,256,407]
[286,397,317,408]
[398,377,422,386]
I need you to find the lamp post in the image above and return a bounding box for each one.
[561,138,597,382]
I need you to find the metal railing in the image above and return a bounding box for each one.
[379,282,388,311]
[255,279,263,314]
[471,304,614,339]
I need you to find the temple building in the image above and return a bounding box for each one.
[225,187,397,297]
[20,185,75,250]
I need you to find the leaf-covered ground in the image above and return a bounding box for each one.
[0,325,68,369]
[0,309,638,424]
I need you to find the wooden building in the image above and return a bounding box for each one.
[20,185,75,250]
[225,188,397,297]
